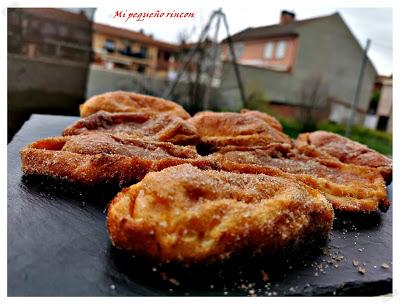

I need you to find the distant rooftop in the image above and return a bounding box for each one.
[93,23,179,52]
[19,8,179,52]
[223,13,338,42]
[21,8,92,26]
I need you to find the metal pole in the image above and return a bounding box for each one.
[163,11,217,99]
[346,39,371,137]
[221,12,247,106]
[202,9,222,110]
[191,45,206,109]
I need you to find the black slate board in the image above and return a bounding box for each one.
[8,114,393,296]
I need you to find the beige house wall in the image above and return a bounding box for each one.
[92,32,158,74]
[223,37,298,71]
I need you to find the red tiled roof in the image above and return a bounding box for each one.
[223,13,337,42]
[93,23,179,52]
[19,8,193,53]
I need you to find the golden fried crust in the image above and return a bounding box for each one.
[107,164,333,263]
[296,131,392,183]
[80,91,190,119]
[20,133,216,185]
[187,111,291,151]
[240,109,283,131]
[63,111,199,146]
[212,144,389,213]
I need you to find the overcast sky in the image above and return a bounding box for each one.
[94,5,392,75]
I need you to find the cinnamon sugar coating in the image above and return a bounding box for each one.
[80,91,190,119]
[63,111,199,146]
[20,133,215,185]
[187,111,291,151]
[296,131,392,184]
[212,144,389,213]
[240,109,283,131]
[107,164,333,263]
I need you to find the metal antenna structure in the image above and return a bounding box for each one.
[163,8,246,110]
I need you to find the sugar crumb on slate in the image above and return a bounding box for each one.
[381,263,390,269]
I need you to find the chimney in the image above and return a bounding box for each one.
[280,10,295,25]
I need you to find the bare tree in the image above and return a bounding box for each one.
[176,29,190,45]
[175,26,212,114]
[298,74,329,131]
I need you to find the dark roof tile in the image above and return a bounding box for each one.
[223,13,336,42]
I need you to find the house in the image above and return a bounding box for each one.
[92,23,180,76]
[7,8,93,63]
[7,8,95,141]
[375,76,392,132]
[220,10,378,125]
[364,75,392,133]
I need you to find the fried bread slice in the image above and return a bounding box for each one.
[107,164,333,263]
[212,144,389,213]
[187,111,291,152]
[63,111,199,145]
[80,91,190,119]
[20,133,214,185]
[240,109,283,131]
[296,131,392,183]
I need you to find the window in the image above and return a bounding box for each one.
[275,41,286,59]
[30,19,40,30]
[119,45,132,56]
[264,42,274,59]
[104,39,115,52]
[137,65,146,74]
[41,22,57,36]
[58,25,68,37]
[140,46,148,58]
[164,52,171,61]
[377,116,389,131]
[234,43,244,59]
[75,30,90,44]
